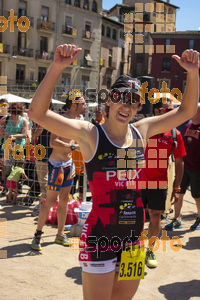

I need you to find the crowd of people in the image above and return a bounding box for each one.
[0,43,199,300]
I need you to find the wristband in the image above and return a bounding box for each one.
[70,144,76,151]
[173,187,181,193]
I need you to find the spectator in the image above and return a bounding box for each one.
[165,103,200,231]
[93,105,106,124]
[6,159,28,204]
[31,94,86,251]
[141,98,186,268]
[0,98,9,187]
[0,102,28,196]
[30,125,52,213]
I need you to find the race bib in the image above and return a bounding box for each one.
[118,245,145,281]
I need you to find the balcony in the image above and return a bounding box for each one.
[37,19,55,32]
[13,46,34,58]
[26,16,34,28]
[0,9,10,19]
[0,44,10,55]
[17,14,34,28]
[82,30,94,41]
[36,50,54,60]
[81,59,95,68]
[107,61,116,70]
[62,25,77,36]
[7,80,39,92]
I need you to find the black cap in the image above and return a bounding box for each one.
[111,75,141,96]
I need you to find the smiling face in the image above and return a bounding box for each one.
[107,95,140,125]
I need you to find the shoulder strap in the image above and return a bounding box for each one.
[2,115,10,144]
[91,118,99,126]
[5,114,10,127]
[157,129,177,161]
[171,128,177,149]
[170,128,177,162]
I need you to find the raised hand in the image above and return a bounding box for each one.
[172,49,199,72]
[53,44,82,69]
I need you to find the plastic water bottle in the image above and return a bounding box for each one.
[65,224,71,230]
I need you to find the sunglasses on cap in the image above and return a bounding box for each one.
[111,92,141,105]
[0,103,8,107]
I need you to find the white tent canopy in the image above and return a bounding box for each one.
[28,97,64,105]
[0,94,64,105]
[0,94,31,103]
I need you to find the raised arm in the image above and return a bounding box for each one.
[28,44,96,161]
[136,49,199,140]
[29,45,87,140]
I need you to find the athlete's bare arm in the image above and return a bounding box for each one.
[135,49,199,140]
[28,45,96,161]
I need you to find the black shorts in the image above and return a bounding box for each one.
[180,169,200,198]
[141,189,167,211]
[71,173,84,194]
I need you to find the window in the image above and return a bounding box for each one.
[120,62,124,75]
[102,25,105,36]
[65,0,71,4]
[74,0,80,7]
[83,0,89,10]
[120,31,124,39]
[40,36,48,52]
[107,77,111,89]
[136,62,142,76]
[18,32,26,49]
[168,8,173,14]
[162,58,170,72]
[18,0,27,17]
[154,24,156,33]
[112,29,117,40]
[84,21,91,38]
[166,39,170,45]
[164,7,167,20]
[84,49,93,66]
[85,21,91,32]
[159,79,170,90]
[38,67,46,83]
[121,47,125,61]
[29,69,35,81]
[65,16,73,34]
[106,27,111,38]
[143,13,150,21]
[82,75,90,91]
[92,0,97,13]
[41,6,49,22]
[189,39,194,49]
[16,64,25,84]
[62,74,71,92]
[65,16,72,26]
[108,49,113,67]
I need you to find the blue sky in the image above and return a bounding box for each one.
[102,0,200,31]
